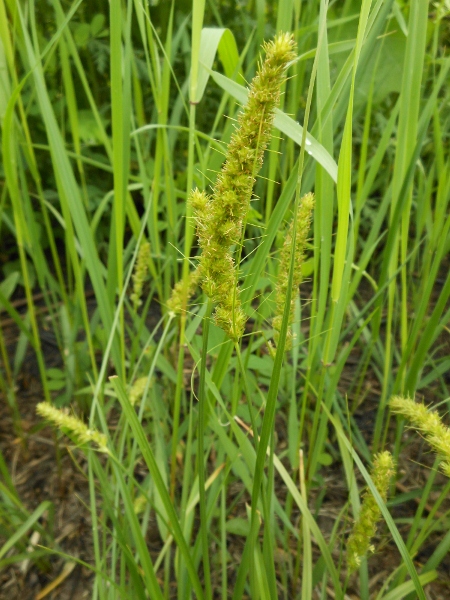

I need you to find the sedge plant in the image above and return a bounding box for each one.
[1,1,449,599]
[191,32,297,341]
[346,451,396,573]
[390,396,450,477]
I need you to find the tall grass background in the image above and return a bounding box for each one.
[0,0,449,598]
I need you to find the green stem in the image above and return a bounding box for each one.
[198,298,213,599]
[234,342,259,453]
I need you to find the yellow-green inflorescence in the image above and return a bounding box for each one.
[272,192,314,350]
[166,267,202,316]
[128,375,153,406]
[346,451,395,573]
[36,402,109,454]
[191,33,297,340]
[130,240,150,311]
[390,396,450,477]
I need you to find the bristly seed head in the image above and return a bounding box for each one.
[191,32,297,340]
[130,241,150,311]
[273,192,314,350]
[36,402,109,454]
[390,396,450,477]
[346,451,395,573]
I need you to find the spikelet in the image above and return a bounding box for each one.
[191,33,297,340]
[36,402,109,454]
[272,192,314,350]
[129,375,153,406]
[346,451,395,573]
[130,241,150,311]
[133,494,147,515]
[166,267,202,316]
[390,396,450,477]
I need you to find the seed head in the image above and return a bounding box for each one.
[390,396,450,477]
[346,451,395,573]
[131,241,150,311]
[36,402,109,454]
[167,267,202,316]
[192,33,297,340]
[273,192,314,350]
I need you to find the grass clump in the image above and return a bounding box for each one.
[1,1,449,598]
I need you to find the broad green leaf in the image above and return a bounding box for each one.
[196,27,241,103]
[209,69,338,182]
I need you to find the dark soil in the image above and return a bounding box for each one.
[0,314,94,600]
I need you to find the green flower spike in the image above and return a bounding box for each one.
[390,396,450,477]
[36,402,109,454]
[166,267,202,316]
[347,451,395,573]
[128,375,154,406]
[192,33,297,340]
[130,240,150,311]
[272,192,314,350]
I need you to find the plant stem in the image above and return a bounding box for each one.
[198,298,213,599]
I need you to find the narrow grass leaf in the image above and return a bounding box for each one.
[0,501,52,560]
[111,376,205,600]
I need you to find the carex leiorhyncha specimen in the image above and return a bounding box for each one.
[36,402,109,454]
[190,33,297,340]
[346,451,395,573]
[390,396,450,477]
[272,192,314,350]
